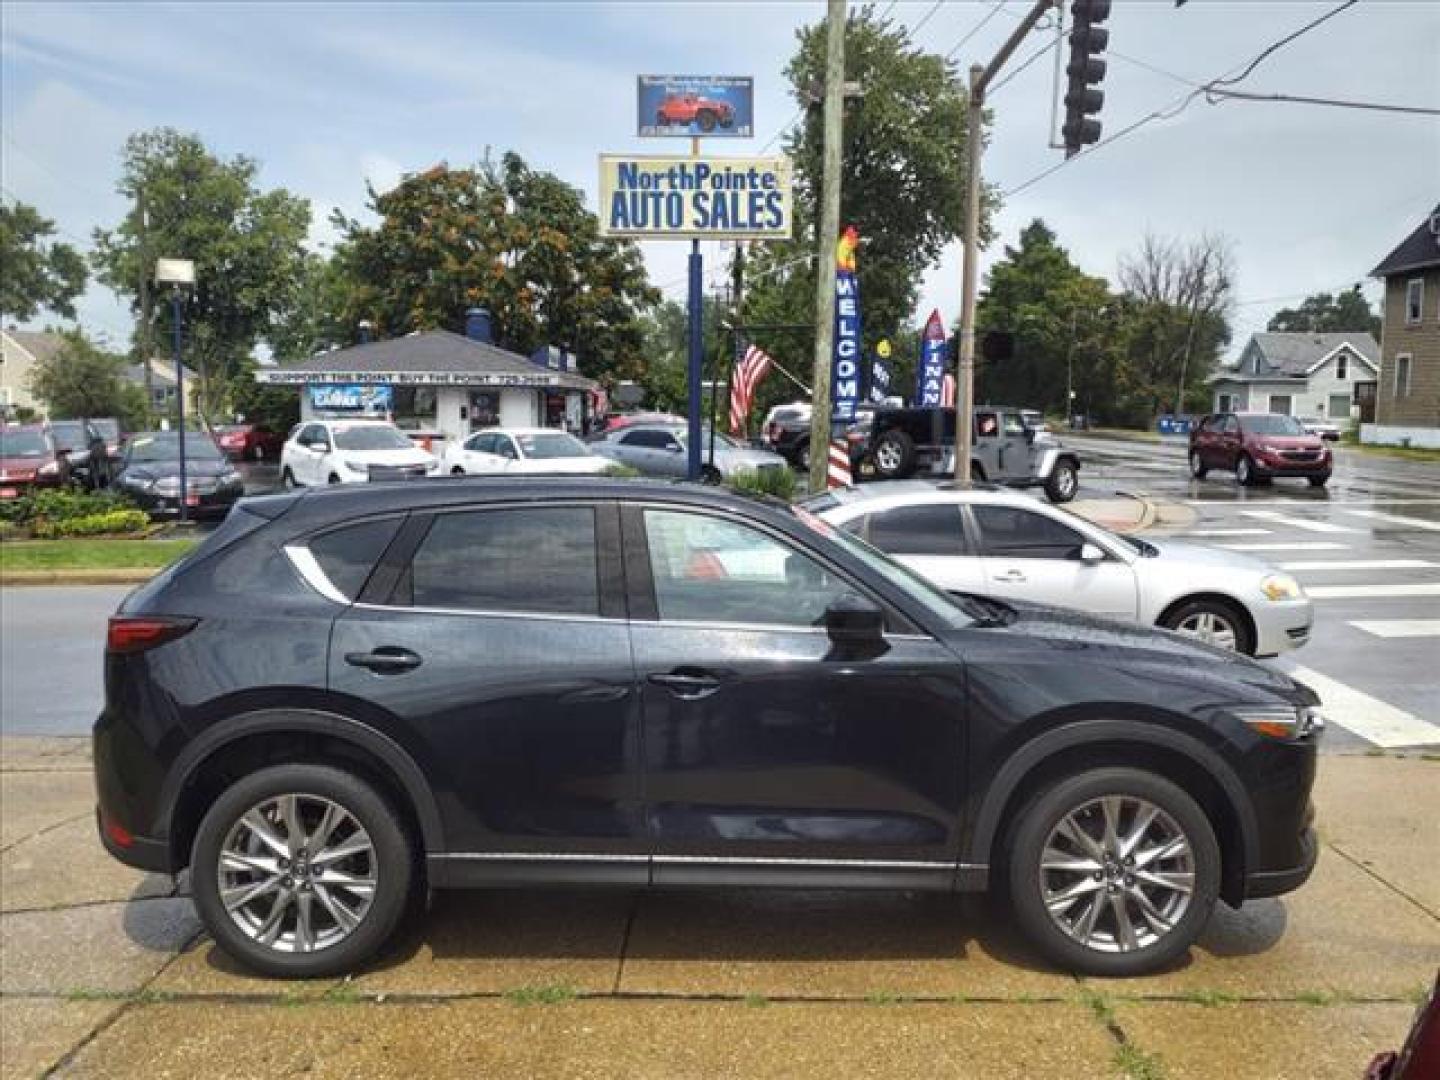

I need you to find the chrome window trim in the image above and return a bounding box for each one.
[432,852,981,871]
[352,601,623,626]
[283,544,350,606]
[433,852,648,863]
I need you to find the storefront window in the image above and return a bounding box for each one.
[391,386,437,430]
[470,391,500,429]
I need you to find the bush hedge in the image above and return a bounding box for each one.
[728,467,798,502]
[29,509,152,539]
[0,488,136,526]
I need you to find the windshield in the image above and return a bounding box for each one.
[0,431,50,458]
[333,425,414,451]
[517,432,590,459]
[126,433,223,462]
[1242,414,1306,436]
[790,506,974,630]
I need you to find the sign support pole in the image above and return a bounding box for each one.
[686,135,704,481]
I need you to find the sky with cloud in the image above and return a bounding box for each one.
[2,1,1437,362]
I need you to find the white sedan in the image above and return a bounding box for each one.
[807,483,1313,657]
[281,420,438,487]
[441,427,612,477]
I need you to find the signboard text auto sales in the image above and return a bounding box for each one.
[598,155,792,239]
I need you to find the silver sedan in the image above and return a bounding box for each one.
[809,483,1312,657]
[590,423,790,482]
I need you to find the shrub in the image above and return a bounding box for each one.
[0,519,19,541]
[30,509,151,539]
[601,463,642,478]
[0,488,135,526]
[728,466,798,502]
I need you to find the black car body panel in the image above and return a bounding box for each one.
[114,434,244,519]
[94,479,1320,912]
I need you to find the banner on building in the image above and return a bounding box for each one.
[916,309,948,408]
[729,343,773,436]
[831,226,862,424]
[597,155,792,239]
[637,75,754,138]
[308,384,393,415]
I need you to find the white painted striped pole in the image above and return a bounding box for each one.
[827,439,852,489]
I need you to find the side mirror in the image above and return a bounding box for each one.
[824,594,885,645]
[1079,543,1106,564]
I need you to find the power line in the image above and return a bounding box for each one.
[943,0,1009,62]
[1204,87,1440,117]
[909,0,947,38]
[1208,0,1359,90]
[990,35,1057,95]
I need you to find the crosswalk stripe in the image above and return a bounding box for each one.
[1342,509,1440,532]
[1349,620,1440,639]
[1241,510,1360,534]
[1183,528,1272,537]
[1305,583,1440,600]
[1276,662,1440,748]
[1218,541,1348,552]
[1280,559,1438,571]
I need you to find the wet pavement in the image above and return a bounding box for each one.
[0,737,1434,1079]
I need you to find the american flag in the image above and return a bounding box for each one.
[729,344,774,436]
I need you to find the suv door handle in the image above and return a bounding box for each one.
[648,670,723,699]
[344,647,422,674]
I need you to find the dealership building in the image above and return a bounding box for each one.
[256,310,599,444]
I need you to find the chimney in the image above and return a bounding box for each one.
[358,320,374,344]
[465,308,492,344]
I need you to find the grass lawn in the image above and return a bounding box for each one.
[0,538,198,572]
[1342,442,1440,463]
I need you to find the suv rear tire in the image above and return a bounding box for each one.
[191,763,414,979]
[1007,766,1220,977]
[871,430,916,480]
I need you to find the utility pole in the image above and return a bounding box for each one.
[954,0,1063,483]
[807,0,846,496]
[137,191,154,429]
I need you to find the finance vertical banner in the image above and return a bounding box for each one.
[916,309,948,407]
[831,226,862,424]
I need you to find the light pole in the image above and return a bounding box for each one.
[155,258,196,522]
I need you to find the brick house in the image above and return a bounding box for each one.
[1208,331,1379,424]
[1364,205,1440,448]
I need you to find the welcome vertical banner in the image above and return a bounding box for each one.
[916,309,947,407]
[831,226,862,424]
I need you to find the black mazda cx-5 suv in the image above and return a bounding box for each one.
[95,478,1321,978]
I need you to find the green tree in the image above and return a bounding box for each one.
[1267,288,1379,338]
[328,154,657,386]
[91,128,311,419]
[0,201,87,322]
[26,330,130,421]
[746,4,992,356]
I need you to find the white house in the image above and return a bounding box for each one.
[1208,332,1380,423]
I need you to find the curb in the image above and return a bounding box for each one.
[0,569,156,587]
[1114,490,1159,533]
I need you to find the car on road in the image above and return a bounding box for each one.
[763,402,814,469]
[216,423,285,462]
[1189,412,1332,488]
[0,425,70,497]
[807,483,1312,656]
[95,477,1321,980]
[115,431,245,519]
[1297,416,1342,441]
[655,93,734,132]
[281,420,438,488]
[47,419,112,490]
[861,405,1082,503]
[440,427,611,476]
[591,422,788,482]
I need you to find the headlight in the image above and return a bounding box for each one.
[1261,443,1283,454]
[344,460,370,474]
[1260,573,1303,601]
[1231,704,1325,741]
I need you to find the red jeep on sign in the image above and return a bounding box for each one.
[656,94,735,133]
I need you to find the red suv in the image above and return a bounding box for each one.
[1189,412,1332,488]
[655,94,734,132]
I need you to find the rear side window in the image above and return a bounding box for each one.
[973,506,1085,560]
[621,430,664,448]
[868,504,966,557]
[310,518,403,600]
[406,507,598,616]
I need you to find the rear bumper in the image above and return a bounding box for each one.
[1245,825,1318,899]
[96,807,171,873]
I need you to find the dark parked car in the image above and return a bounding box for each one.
[95,479,1321,978]
[216,423,285,462]
[764,405,814,469]
[114,431,244,519]
[1189,412,1333,488]
[47,419,112,490]
[92,418,124,461]
[0,425,70,497]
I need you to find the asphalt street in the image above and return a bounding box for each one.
[2,444,1436,751]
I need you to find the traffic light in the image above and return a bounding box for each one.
[1063,0,1111,158]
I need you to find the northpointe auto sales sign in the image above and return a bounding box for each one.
[598,156,792,239]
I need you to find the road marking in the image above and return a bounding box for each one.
[1218,541,1349,552]
[1349,620,1440,639]
[1183,497,1440,507]
[1306,583,1440,600]
[1279,559,1439,571]
[1240,511,1361,534]
[1183,528,1272,537]
[1342,509,1440,532]
[1276,663,1440,748]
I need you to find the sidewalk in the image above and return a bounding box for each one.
[2,736,1435,1078]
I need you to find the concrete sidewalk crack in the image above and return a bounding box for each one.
[610,892,640,994]
[1327,841,1439,922]
[0,810,92,856]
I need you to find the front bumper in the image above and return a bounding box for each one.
[1253,452,1331,477]
[1245,824,1318,899]
[1251,597,1314,656]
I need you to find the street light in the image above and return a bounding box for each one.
[155,258,195,522]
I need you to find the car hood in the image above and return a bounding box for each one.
[961,596,1315,705]
[335,446,435,466]
[122,458,233,480]
[1140,539,1274,574]
[1250,434,1325,451]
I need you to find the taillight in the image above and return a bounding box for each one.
[106,616,197,655]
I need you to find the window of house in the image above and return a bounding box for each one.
[1268,395,1293,416]
[1396,354,1412,397]
[1335,353,1348,381]
[1406,279,1424,324]
[390,386,437,429]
